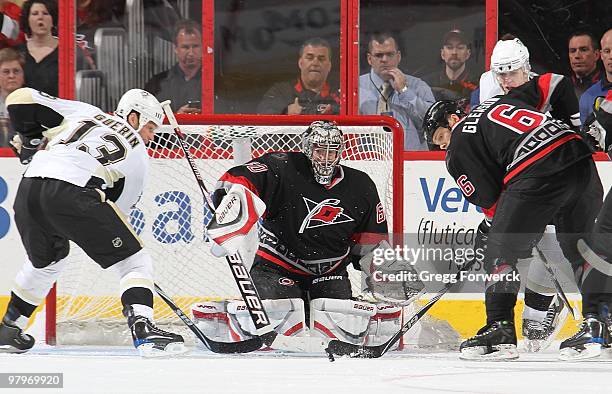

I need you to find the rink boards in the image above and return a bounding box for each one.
[1,155,611,339]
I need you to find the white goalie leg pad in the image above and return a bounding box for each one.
[229,298,306,338]
[13,257,69,306]
[192,298,306,344]
[310,298,377,345]
[192,300,247,343]
[366,304,402,346]
[111,249,154,320]
[207,184,266,257]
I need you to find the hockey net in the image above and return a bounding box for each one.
[45,115,457,349]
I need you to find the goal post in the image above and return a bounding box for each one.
[44,114,405,346]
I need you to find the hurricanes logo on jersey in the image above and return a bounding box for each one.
[298,197,354,233]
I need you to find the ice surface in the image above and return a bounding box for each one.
[1,343,611,394]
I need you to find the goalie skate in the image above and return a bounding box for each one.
[522,295,568,352]
[459,321,519,361]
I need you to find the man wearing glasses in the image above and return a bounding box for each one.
[359,32,435,151]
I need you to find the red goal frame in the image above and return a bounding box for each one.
[44,113,405,345]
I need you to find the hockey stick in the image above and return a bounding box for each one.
[160,106,332,353]
[154,283,264,353]
[325,257,478,360]
[161,103,274,340]
[533,245,578,320]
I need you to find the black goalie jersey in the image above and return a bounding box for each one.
[215,152,388,276]
[446,73,593,210]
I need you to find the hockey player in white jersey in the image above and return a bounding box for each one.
[0,88,186,357]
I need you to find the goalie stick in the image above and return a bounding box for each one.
[161,103,274,340]
[160,106,334,354]
[154,283,267,353]
[325,257,478,360]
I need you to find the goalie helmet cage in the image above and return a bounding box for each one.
[44,114,405,346]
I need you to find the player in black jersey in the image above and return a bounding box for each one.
[205,121,389,336]
[423,73,607,360]
[567,92,612,360]
[475,39,582,353]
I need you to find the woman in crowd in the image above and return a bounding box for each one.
[18,0,58,96]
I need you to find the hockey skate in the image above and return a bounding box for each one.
[0,316,35,354]
[459,321,518,360]
[559,314,609,361]
[124,307,187,357]
[522,295,568,352]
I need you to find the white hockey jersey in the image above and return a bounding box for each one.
[9,88,149,216]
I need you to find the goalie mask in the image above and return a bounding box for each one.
[422,100,465,149]
[115,89,164,131]
[301,120,344,185]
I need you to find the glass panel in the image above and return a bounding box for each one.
[499,1,610,100]
[359,0,485,151]
[214,0,341,114]
[0,0,62,146]
[74,0,202,113]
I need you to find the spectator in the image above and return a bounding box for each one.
[359,32,434,150]
[579,28,612,124]
[568,30,602,99]
[257,37,340,115]
[423,29,478,111]
[18,0,58,97]
[145,19,202,114]
[0,0,25,49]
[0,47,23,146]
[76,0,125,71]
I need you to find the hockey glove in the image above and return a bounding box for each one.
[580,95,612,153]
[9,134,45,164]
[474,217,492,254]
[357,240,424,304]
[206,183,266,257]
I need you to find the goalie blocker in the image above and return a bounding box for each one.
[207,183,266,257]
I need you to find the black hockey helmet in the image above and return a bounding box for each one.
[422,100,465,148]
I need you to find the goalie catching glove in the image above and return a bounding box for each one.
[207,184,266,257]
[357,239,424,305]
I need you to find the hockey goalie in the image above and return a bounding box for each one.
[191,120,421,349]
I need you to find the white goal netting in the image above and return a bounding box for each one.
[49,118,413,346]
